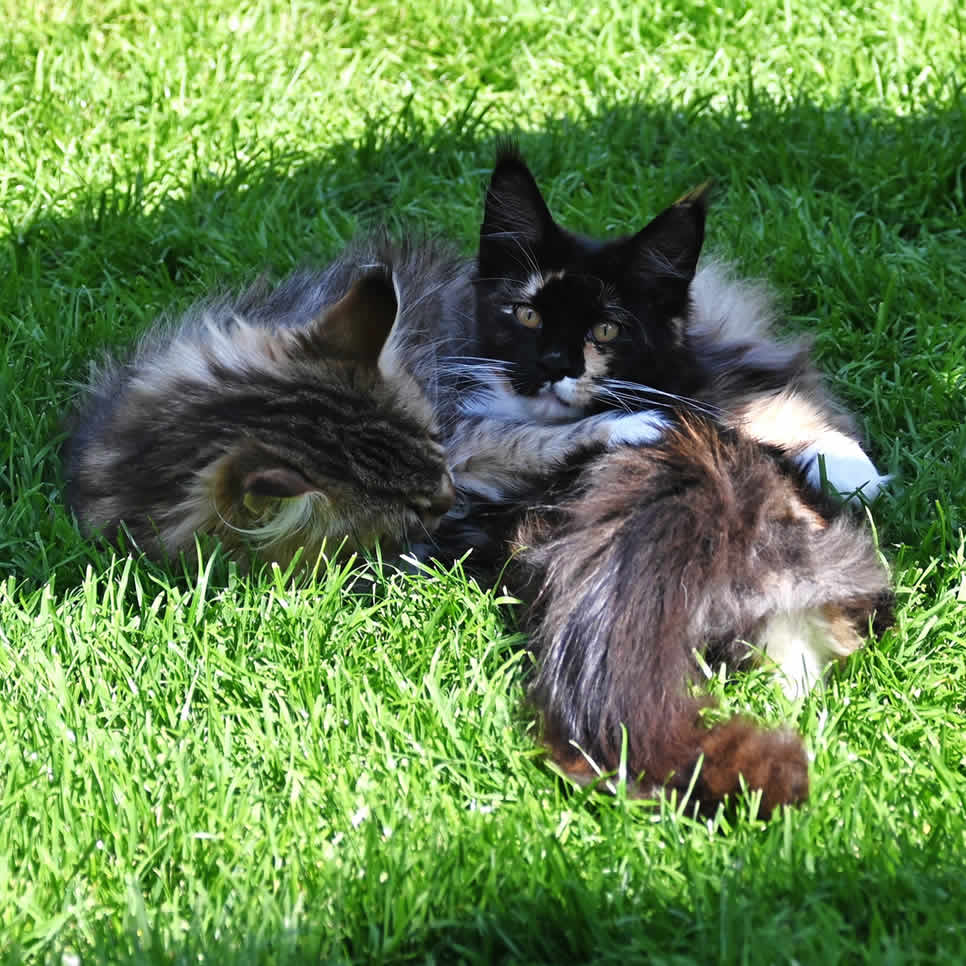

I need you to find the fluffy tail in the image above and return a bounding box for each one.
[512,418,890,816]
[543,700,809,818]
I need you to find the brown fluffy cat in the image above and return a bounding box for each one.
[503,421,891,817]
[63,229,666,573]
[64,269,454,568]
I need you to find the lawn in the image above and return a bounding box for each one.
[1,0,964,962]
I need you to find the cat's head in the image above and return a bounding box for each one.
[151,270,454,565]
[473,146,709,420]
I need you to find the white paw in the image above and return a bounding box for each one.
[604,410,670,448]
[799,432,891,502]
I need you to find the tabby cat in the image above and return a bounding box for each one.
[429,148,893,816]
[64,268,455,568]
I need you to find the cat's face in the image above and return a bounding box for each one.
[473,149,708,420]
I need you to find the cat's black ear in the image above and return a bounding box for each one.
[312,269,399,364]
[626,183,710,281]
[478,147,555,275]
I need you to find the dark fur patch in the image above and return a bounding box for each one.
[438,418,891,816]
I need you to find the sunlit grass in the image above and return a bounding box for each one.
[1,0,964,962]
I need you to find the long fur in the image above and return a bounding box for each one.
[508,419,892,815]
[64,264,454,568]
[426,149,894,815]
[689,260,890,499]
[458,145,890,503]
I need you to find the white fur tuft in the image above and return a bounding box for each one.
[690,260,779,343]
[757,608,862,700]
[799,431,891,502]
[222,492,331,549]
[603,411,670,447]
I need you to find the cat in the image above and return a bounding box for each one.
[63,267,455,569]
[67,145,871,579]
[63,149,891,815]
[505,421,892,817]
[426,147,893,816]
[460,145,889,504]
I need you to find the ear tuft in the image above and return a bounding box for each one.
[628,189,709,281]
[673,179,714,210]
[311,269,399,364]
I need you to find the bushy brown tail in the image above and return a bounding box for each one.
[543,696,808,818]
[510,419,888,817]
[692,717,809,816]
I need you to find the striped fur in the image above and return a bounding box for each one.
[64,269,454,569]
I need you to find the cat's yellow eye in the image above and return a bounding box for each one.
[590,321,620,343]
[514,305,542,329]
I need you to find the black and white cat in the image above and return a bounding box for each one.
[455,146,889,504]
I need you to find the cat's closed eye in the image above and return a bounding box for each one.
[590,321,620,344]
[514,305,542,329]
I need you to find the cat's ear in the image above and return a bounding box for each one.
[311,269,399,364]
[626,183,711,281]
[478,146,555,274]
[242,466,316,500]
[239,464,332,518]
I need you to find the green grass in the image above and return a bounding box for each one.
[1,0,965,962]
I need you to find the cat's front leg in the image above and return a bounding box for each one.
[600,410,671,447]
[447,409,670,501]
[797,431,891,502]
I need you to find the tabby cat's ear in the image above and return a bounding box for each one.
[217,443,326,515]
[311,269,399,364]
[239,464,330,519]
[627,184,710,281]
[479,147,555,273]
[242,466,317,500]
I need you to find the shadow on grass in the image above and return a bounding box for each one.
[11,817,965,964]
[1,92,965,965]
[2,90,964,586]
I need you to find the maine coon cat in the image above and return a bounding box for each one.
[428,148,893,815]
[64,268,455,568]
[66,144,886,582]
[461,146,889,503]
[504,422,892,816]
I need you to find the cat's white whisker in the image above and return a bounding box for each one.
[596,379,726,419]
[588,385,635,414]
